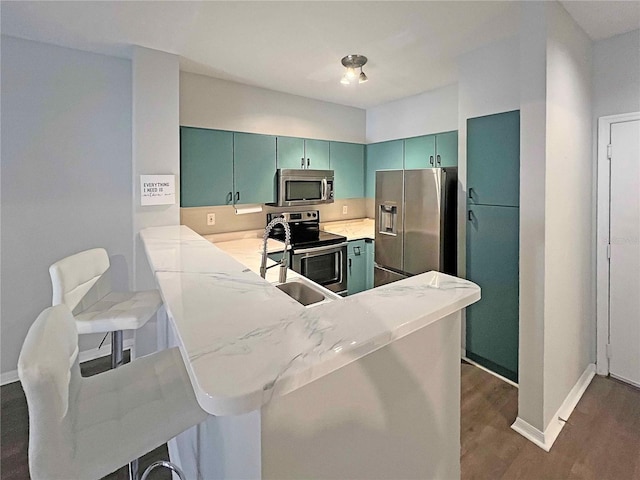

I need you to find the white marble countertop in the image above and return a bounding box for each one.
[322,218,375,241]
[140,225,480,416]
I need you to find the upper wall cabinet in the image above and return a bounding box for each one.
[276,136,305,169]
[180,127,234,207]
[330,142,364,199]
[233,132,277,205]
[404,134,436,169]
[364,140,404,198]
[435,131,458,168]
[304,139,330,170]
[404,131,458,169]
[180,127,276,207]
[467,111,520,207]
[276,137,330,170]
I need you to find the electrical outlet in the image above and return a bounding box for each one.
[207,213,216,226]
[342,205,348,215]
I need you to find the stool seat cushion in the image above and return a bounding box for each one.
[74,290,162,334]
[73,347,207,479]
[19,306,207,480]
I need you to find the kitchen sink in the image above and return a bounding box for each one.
[275,277,340,307]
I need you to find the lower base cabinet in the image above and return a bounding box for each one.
[347,239,375,295]
[347,240,366,295]
[365,239,375,290]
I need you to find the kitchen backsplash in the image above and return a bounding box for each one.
[181,198,368,235]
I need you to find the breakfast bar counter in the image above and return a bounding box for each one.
[140,225,480,479]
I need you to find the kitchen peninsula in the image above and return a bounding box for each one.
[140,225,480,479]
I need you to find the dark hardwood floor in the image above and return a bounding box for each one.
[2,356,639,479]
[1,351,170,480]
[461,362,640,480]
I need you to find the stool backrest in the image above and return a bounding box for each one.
[18,305,81,479]
[49,248,110,313]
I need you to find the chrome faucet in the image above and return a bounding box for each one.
[260,217,291,284]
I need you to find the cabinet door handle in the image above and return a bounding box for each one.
[348,258,352,273]
[354,246,361,256]
[468,187,475,200]
[307,158,310,168]
[227,192,233,203]
[301,157,305,169]
[429,155,434,166]
[436,154,441,166]
[468,210,473,222]
[235,192,240,203]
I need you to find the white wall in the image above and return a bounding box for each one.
[517,1,594,438]
[518,2,548,430]
[543,1,593,427]
[0,36,133,376]
[593,29,640,119]
[180,72,366,144]
[132,47,180,291]
[365,84,458,143]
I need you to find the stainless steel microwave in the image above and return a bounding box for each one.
[277,169,334,207]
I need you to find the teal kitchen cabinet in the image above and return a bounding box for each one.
[404,131,458,170]
[347,240,367,295]
[276,137,330,170]
[276,136,305,169]
[233,132,277,205]
[435,131,458,167]
[404,135,436,169]
[365,140,404,198]
[466,204,519,382]
[467,111,520,207]
[180,127,234,207]
[365,239,375,290]
[330,142,364,199]
[304,139,330,170]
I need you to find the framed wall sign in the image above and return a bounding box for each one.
[140,174,176,206]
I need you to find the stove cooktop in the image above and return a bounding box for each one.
[266,210,346,249]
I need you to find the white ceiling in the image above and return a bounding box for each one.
[2,1,638,109]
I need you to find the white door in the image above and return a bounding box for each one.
[609,118,640,387]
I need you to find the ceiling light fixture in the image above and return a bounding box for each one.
[341,54,368,85]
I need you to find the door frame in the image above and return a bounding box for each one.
[596,111,640,376]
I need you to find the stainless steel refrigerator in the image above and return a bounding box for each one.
[374,168,457,287]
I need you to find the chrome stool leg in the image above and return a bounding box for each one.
[111,330,124,369]
[128,458,139,480]
[110,330,135,479]
[140,460,186,480]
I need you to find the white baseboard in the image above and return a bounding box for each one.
[462,355,519,388]
[511,363,596,451]
[0,339,134,386]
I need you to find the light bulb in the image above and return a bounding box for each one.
[340,75,350,85]
[346,67,356,79]
[359,71,368,83]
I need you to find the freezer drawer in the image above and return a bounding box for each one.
[374,265,408,287]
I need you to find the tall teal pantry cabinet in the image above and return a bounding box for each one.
[466,110,520,383]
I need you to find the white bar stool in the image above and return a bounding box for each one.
[49,248,162,369]
[18,305,208,480]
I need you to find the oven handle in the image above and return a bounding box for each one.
[292,242,347,255]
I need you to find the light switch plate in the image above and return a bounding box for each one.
[342,205,348,215]
[207,213,216,226]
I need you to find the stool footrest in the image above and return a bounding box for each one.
[140,460,186,480]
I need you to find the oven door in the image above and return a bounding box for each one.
[290,243,347,294]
